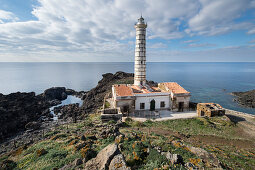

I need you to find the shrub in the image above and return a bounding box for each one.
[132,121,144,127]
[125,117,133,123]
[146,149,168,165]
[108,120,116,125]
[104,101,111,108]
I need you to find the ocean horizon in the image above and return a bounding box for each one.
[0,62,254,114]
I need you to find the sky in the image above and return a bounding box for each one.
[0,0,255,62]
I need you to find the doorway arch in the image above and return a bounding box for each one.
[150,99,155,111]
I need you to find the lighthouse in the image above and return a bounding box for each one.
[111,16,191,114]
[134,16,147,86]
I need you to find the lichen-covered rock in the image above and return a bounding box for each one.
[84,143,118,170]
[109,154,130,170]
[188,145,221,168]
[161,152,181,164]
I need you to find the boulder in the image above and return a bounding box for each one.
[188,145,221,168]
[161,152,182,164]
[43,87,67,101]
[109,154,130,170]
[84,143,118,170]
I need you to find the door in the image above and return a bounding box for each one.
[150,99,155,111]
[178,102,184,112]
[201,111,205,116]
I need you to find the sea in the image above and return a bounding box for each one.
[0,62,254,114]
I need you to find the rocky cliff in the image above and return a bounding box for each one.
[82,71,134,113]
[0,87,75,142]
[231,89,255,108]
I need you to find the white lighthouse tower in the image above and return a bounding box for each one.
[134,16,147,86]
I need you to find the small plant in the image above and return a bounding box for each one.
[104,101,111,108]
[108,120,116,125]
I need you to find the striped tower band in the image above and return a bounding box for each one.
[134,16,147,86]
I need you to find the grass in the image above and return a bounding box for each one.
[143,116,238,138]
[2,114,255,169]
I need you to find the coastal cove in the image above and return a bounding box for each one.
[0,62,255,114]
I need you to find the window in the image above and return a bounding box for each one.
[140,103,145,109]
[160,101,165,108]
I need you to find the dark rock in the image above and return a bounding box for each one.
[81,135,86,141]
[57,103,85,120]
[0,160,17,169]
[42,87,67,101]
[0,92,51,142]
[73,158,83,166]
[82,71,134,113]
[25,121,41,130]
[36,148,47,157]
[231,90,255,108]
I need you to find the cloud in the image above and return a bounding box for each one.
[0,10,19,23]
[188,0,254,35]
[0,0,254,61]
[183,40,198,43]
[148,42,168,49]
[247,28,255,34]
[187,43,216,48]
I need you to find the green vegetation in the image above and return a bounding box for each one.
[104,101,110,108]
[115,78,134,85]
[1,114,255,169]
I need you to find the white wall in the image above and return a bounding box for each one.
[135,95,170,110]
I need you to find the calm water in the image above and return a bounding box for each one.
[0,62,254,114]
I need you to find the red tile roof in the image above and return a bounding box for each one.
[161,82,190,94]
[114,84,133,96]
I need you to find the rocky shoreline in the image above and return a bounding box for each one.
[0,87,85,143]
[231,89,255,108]
[0,71,135,154]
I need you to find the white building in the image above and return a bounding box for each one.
[111,16,190,113]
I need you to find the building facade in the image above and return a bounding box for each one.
[111,16,191,114]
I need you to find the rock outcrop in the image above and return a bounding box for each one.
[109,154,130,170]
[0,92,50,142]
[82,71,134,113]
[84,143,129,170]
[54,103,86,121]
[0,87,83,143]
[231,90,255,108]
[42,87,67,101]
[84,143,119,170]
